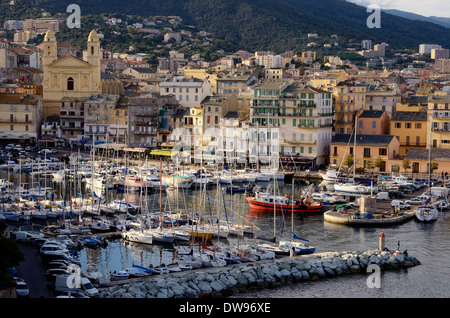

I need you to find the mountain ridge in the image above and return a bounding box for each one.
[4,0,450,52]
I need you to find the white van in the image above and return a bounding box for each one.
[55,275,99,297]
[391,200,411,210]
[376,192,389,200]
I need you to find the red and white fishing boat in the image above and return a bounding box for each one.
[246,192,322,214]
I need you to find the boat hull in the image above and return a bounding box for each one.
[246,197,322,213]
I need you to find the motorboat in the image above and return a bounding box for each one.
[246,192,322,214]
[162,174,193,189]
[318,168,342,182]
[121,229,153,245]
[116,175,153,193]
[333,182,376,195]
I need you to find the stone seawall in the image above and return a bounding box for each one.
[96,249,420,298]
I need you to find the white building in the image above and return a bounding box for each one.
[249,80,333,167]
[159,76,212,108]
[419,44,442,54]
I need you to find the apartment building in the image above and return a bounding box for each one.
[216,74,257,95]
[333,80,366,135]
[330,134,400,172]
[0,94,43,145]
[355,109,390,135]
[59,97,85,143]
[128,95,160,148]
[390,111,427,156]
[249,80,333,166]
[364,83,401,117]
[83,94,121,144]
[428,95,450,149]
[159,76,212,108]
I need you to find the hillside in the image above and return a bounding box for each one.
[3,0,450,52]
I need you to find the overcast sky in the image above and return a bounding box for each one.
[347,0,450,18]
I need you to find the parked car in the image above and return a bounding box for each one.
[15,280,30,297]
[5,144,14,151]
[398,185,413,194]
[38,149,52,154]
[388,190,404,199]
[405,197,425,205]
[56,291,90,298]
[32,238,49,249]
[391,200,411,210]
[45,268,71,281]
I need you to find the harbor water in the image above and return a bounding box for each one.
[5,170,450,298]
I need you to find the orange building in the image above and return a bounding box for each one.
[330,134,400,172]
[355,109,390,135]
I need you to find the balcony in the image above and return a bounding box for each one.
[134,130,157,135]
[283,139,316,145]
[0,118,32,124]
[136,121,156,126]
[432,128,450,133]
[135,112,157,117]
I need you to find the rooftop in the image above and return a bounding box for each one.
[358,110,385,118]
[406,148,450,161]
[391,111,427,122]
[331,134,396,146]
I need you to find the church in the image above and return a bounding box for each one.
[42,29,102,118]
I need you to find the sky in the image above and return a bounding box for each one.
[346,0,450,18]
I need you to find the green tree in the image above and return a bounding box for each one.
[0,224,25,289]
[343,153,353,168]
[374,156,384,171]
[430,162,439,173]
[365,158,374,171]
[402,158,411,173]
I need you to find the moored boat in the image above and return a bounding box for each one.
[246,192,322,214]
[415,206,438,222]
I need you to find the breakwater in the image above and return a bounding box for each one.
[96,249,421,298]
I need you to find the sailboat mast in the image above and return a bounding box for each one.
[353,115,357,183]
[159,158,162,228]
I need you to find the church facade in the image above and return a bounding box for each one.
[42,29,102,118]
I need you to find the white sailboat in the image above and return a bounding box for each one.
[333,116,376,195]
[415,206,438,222]
[415,127,439,223]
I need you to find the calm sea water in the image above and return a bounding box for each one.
[6,173,450,298]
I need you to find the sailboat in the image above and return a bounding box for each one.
[415,205,438,222]
[415,128,439,223]
[333,116,376,195]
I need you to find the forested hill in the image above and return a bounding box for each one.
[2,0,450,52]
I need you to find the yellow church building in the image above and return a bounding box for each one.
[42,29,102,118]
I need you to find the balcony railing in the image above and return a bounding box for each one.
[283,139,317,145]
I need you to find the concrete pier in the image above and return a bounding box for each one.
[96,249,420,298]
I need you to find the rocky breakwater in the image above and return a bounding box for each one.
[96,249,420,298]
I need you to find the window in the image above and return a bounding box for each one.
[372,121,376,128]
[415,123,422,129]
[406,136,410,145]
[67,77,74,90]
[363,148,371,157]
[379,148,387,156]
[395,123,401,129]
[416,136,421,145]
[405,123,411,128]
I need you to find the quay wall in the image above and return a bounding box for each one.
[96,249,420,298]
